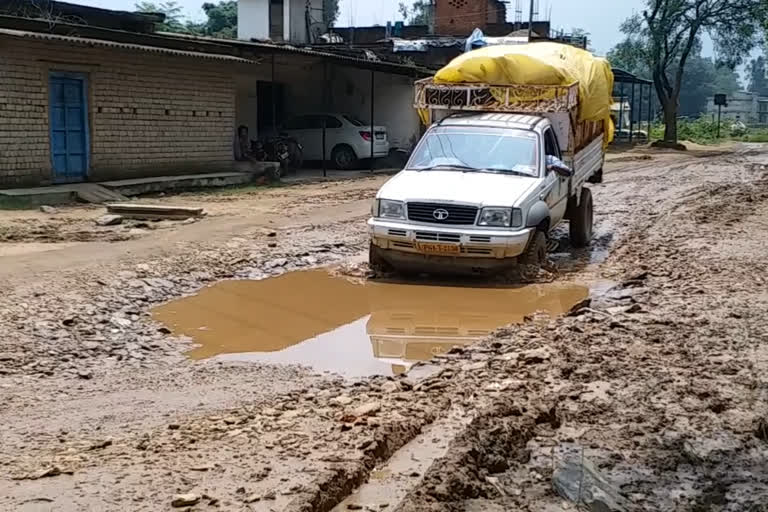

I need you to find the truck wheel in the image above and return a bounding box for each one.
[569,187,593,248]
[588,168,603,184]
[368,242,391,274]
[516,231,547,281]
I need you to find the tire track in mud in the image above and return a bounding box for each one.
[355,147,768,512]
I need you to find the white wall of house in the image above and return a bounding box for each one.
[238,0,323,43]
[234,56,421,153]
[237,0,269,40]
[706,91,762,123]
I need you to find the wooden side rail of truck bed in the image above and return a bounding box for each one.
[413,78,580,113]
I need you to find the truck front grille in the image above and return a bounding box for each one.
[407,202,478,225]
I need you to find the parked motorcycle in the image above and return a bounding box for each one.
[252,135,303,179]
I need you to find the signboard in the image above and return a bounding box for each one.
[714,94,728,107]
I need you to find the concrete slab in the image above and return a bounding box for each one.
[282,168,399,184]
[0,183,126,207]
[100,172,254,196]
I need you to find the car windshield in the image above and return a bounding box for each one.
[343,114,366,126]
[406,127,539,177]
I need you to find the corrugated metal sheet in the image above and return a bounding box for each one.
[156,31,431,76]
[0,28,259,64]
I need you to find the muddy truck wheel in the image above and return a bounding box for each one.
[569,187,594,248]
[368,243,391,274]
[588,167,604,184]
[517,231,547,280]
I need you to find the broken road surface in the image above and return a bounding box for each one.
[2,146,768,511]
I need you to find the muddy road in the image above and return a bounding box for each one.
[1,145,767,511]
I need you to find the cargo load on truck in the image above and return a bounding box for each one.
[415,42,615,150]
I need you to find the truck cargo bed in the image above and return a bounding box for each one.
[414,78,579,113]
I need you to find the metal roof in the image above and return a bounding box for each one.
[612,68,653,85]
[0,27,259,63]
[157,32,432,76]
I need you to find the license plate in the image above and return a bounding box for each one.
[279,151,289,160]
[416,242,460,255]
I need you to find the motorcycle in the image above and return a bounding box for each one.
[252,135,303,179]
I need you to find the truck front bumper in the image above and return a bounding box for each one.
[368,218,534,273]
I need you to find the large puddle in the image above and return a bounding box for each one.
[153,270,589,377]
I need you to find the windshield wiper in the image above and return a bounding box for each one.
[415,164,477,172]
[478,168,534,177]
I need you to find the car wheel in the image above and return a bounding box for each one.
[332,145,358,170]
[569,187,594,248]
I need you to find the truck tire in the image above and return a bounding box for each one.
[516,231,547,281]
[368,242,391,274]
[587,168,603,184]
[569,187,593,248]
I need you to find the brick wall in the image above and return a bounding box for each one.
[0,36,238,187]
[435,0,508,36]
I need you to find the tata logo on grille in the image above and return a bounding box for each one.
[432,208,450,220]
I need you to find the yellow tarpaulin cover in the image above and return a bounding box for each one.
[432,42,615,142]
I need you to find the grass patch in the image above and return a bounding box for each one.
[649,118,768,145]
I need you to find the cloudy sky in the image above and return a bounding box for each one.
[79,0,643,56]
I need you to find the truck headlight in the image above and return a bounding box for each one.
[376,199,405,219]
[478,208,523,227]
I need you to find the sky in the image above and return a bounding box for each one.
[79,0,644,56]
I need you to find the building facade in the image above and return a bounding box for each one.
[0,33,245,187]
[706,91,768,125]
[434,0,507,35]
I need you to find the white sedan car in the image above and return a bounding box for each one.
[282,113,389,170]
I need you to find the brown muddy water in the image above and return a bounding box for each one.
[153,270,589,377]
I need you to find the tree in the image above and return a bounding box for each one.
[619,0,767,145]
[199,1,236,38]
[748,56,768,96]
[134,1,186,32]
[398,0,432,25]
[323,0,340,28]
[609,40,741,120]
[569,27,593,53]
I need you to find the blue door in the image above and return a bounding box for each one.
[49,73,89,182]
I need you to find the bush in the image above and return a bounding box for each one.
[649,118,728,145]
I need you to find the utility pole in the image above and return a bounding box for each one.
[527,0,535,40]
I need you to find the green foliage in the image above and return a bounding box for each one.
[200,1,236,38]
[323,0,340,28]
[135,1,187,32]
[648,118,768,145]
[135,0,237,38]
[614,0,767,144]
[398,0,432,25]
[748,56,768,95]
[742,130,768,142]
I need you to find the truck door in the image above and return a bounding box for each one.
[543,128,569,225]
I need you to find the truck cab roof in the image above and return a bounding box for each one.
[437,112,547,131]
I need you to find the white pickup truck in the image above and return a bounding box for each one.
[368,79,605,276]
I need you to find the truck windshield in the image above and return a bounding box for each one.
[406,127,539,177]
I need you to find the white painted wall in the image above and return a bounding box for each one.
[238,0,322,43]
[325,65,421,150]
[235,56,421,151]
[237,0,269,40]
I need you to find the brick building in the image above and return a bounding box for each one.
[0,3,427,188]
[0,32,248,187]
[435,0,508,36]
